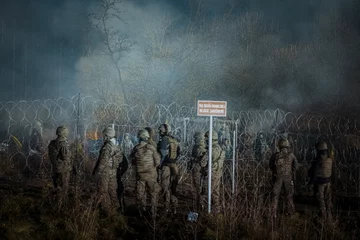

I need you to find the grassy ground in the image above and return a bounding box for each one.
[0,175,359,240]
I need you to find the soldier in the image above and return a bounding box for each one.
[308,141,333,219]
[190,132,207,211]
[254,131,268,162]
[130,129,160,217]
[145,127,157,148]
[120,133,133,162]
[29,120,44,155]
[157,123,180,214]
[204,130,225,214]
[48,126,72,210]
[92,127,128,216]
[269,138,298,218]
[241,133,254,160]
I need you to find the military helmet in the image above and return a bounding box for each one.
[102,127,116,138]
[316,141,328,150]
[158,123,170,133]
[35,120,42,128]
[138,129,150,141]
[205,130,218,140]
[56,126,69,137]
[278,138,290,148]
[193,132,204,139]
[145,127,154,136]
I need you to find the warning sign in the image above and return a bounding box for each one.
[197,100,227,117]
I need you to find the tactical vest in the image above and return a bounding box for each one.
[167,137,179,161]
[316,157,332,178]
[274,151,293,176]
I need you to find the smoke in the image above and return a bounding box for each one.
[73,0,360,113]
[1,0,358,112]
[0,0,92,101]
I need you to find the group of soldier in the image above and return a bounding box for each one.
[47,123,333,221]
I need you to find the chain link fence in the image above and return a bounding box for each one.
[0,94,359,198]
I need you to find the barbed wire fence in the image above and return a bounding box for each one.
[0,94,359,199]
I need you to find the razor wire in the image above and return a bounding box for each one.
[0,95,359,198]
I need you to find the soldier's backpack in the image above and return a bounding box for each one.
[168,137,179,161]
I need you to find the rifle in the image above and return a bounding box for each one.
[200,167,207,195]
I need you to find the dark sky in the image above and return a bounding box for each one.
[0,0,359,102]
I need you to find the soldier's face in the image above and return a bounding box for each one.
[159,126,166,135]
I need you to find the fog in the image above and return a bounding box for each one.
[0,0,359,113]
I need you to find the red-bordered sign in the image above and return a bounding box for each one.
[197,100,227,117]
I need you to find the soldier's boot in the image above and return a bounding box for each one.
[286,204,295,217]
[271,200,278,221]
[172,206,177,215]
[118,196,126,214]
[163,200,170,214]
[327,210,332,220]
[138,206,146,218]
[151,206,157,219]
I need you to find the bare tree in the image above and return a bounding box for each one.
[89,0,134,104]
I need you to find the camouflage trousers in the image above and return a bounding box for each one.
[271,175,295,217]
[117,178,125,214]
[52,171,70,210]
[208,172,222,214]
[136,172,159,216]
[315,182,332,219]
[192,164,205,211]
[97,174,119,215]
[161,163,179,211]
[199,170,222,213]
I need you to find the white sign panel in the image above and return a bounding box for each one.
[197,100,227,117]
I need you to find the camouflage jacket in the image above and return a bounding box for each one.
[48,137,71,173]
[131,141,160,175]
[191,144,207,167]
[269,150,298,177]
[92,140,124,177]
[203,143,225,172]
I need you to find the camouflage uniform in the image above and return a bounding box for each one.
[241,133,254,160]
[130,129,160,217]
[254,132,268,162]
[48,126,72,210]
[92,127,127,215]
[269,138,298,218]
[158,124,180,213]
[121,133,134,162]
[309,142,333,219]
[145,127,157,148]
[204,131,225,214]
[29,120,44,154]
[190,132,207,211]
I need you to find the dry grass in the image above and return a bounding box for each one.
[0,154,359,239]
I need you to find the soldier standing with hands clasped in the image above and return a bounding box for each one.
[308,141,333,220]
[269,138,298,219]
